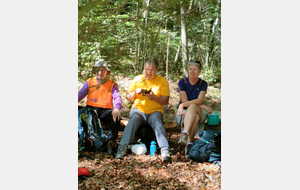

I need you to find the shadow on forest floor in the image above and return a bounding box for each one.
[78,132,221,190]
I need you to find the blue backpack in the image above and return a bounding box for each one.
[78,107,108,151]
[188,129,221,162]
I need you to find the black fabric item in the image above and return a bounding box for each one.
[189,129,221,163]
[85,106,120,142]
[134,124,155,149]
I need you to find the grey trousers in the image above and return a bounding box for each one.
[120,107,169,150]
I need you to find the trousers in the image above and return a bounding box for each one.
[120,107,169,150]
[85,106,120,142]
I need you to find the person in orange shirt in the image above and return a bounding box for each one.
[115,57,172,162]
[78,59,122,155]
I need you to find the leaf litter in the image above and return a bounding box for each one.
[78,132,221,190]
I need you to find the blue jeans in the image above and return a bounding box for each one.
[120,107,169,150]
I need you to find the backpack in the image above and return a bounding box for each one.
[78,107,108,152]
[188,129,221,163]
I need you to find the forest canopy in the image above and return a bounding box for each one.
[78,0,221,84]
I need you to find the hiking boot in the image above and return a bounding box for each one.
[161,149,172,163]
[115,144,128,159]
[107,141,113,155]
[178,132,188,146]
[185,144,192,159]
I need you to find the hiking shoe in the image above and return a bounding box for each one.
[115,144,128,159]
[185,144,192,159]
[107,141,113,155]
[161,149,172,163]
[178,132,188,146]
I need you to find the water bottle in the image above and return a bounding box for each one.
[150,141,156,156]
[131,143,147,155]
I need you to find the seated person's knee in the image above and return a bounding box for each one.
[187,103,198,110]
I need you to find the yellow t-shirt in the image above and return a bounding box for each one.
[128,74,170,115]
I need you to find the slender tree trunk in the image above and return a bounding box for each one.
[135,35,139,74]
[181,1,189,77]
[207,17,219,69]
[166,30,171,80]
[203,21,209,70]
[143,0,150,63]
[174,45,181,63]
[174,43,181,74]
[135,2,140,74]
[144,0,150,23]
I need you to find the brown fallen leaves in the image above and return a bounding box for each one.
[78,133,221,190]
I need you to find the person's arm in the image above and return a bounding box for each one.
[126,78,145,101]
[111,84,122,121]
[144,94,169,105]
[78,81,89,103]
[179,91,206,108]
[144,77,170,105]
[126,88,143,101]
[177,91,206,116]
[198,104,213,114]
[112,84,122,110]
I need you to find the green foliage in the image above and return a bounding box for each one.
[78,0,221,83]
[203,66,221,84]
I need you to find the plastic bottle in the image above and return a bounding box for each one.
[150,141,156,156]
[131,143,147,155]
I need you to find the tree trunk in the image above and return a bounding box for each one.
[135,2,140,74]
[143,0,150,64]
[143,0,150,23]
[174,44,180,74]
[135,35,139,74]
[181,2,188,77]
[166,30,171,80]
[174,43,181,63]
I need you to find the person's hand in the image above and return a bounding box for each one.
[135,88,143,95]
[145,93,156,101]
[112,108,121,121]
[199,105,213,114]
[178,104,184,116]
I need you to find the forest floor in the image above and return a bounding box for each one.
[78,74,221,190]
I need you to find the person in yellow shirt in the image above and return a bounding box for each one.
[116,57,172,162]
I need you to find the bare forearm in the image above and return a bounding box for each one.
[152,95,169,105]
[180,99,203,108]
[180,90,206,108]
[126,91,136,101]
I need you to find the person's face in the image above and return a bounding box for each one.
[144,63,157,80]
[188,64,201,78]
[94,66,108,80]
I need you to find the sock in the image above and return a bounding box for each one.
[187,142,192,146]
[182,131,189,135]
[161,147,168,153]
